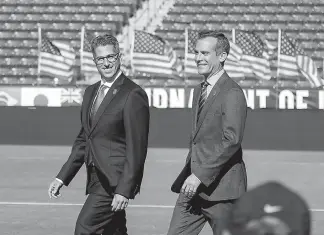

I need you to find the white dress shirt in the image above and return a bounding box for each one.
[206,69,224,97]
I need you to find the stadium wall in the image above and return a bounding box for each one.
[1,107,323,151]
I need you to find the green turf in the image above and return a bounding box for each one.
[0,145,323,235]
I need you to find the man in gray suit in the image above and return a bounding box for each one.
[167,31,248,235]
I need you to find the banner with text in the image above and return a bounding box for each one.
[0,86,323,109]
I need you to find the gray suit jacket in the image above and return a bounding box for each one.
[171,72,248,201]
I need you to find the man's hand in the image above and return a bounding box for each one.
[48,179,63,199]
[181,174,201,198]
[111,194,129,212]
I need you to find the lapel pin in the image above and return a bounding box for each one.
[113,89,118,95]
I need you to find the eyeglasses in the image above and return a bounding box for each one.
[94,53,120,65]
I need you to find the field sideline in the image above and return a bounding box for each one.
[0,145,323,235]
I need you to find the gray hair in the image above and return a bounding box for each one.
[90,34,120,55]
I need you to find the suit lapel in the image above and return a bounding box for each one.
[82,82,100,135]
[89,74,126,133]
[193,72,229,140]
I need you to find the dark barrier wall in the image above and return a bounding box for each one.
[0,107,323,151]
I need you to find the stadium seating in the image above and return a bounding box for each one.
[155,0,324,85]
[1,0,323,86]
[0,0,144,83]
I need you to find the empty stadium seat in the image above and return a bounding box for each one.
[277,80,298,88]
[19,22,37,30]
[238,80,258,88]
[0,13,11,20]
[7,40,23,47]
[26,14,43,21]
[0,31,14,38]
[21,58,37,66]
[280,5,297,13]
[16,5,33,12]
[1,5,16,12]
[51,22,71,30]
[296,80,312,88]
[6,57,22,66]
[256,79,276,88]
[15,31,33,38]
[276,14,294,22]
[313,5,324,13]
[0,48,15,56]
[32,6,48,12]
[68,22,84,30]
[28,48,38,56]
[62,31,79,40]
[47,6,66,12]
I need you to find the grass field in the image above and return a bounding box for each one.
[0,145,323,235]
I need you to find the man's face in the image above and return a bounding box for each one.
[93,44,120,82]
[194,37,223,77]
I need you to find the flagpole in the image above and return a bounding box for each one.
[184,27,189,83]
[37,24,41,81]
[276,28,282,109]
[322,57,324,81]
[80,25,84,80]
[130,29,135,77]
[277,29,281,80]
[232,28,235,44]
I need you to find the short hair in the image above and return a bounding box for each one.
[90,34,120,55]
[197,30,230,56]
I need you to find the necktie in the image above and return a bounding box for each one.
[91,84,108,118]
[197,81,209,122]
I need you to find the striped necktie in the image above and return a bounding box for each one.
[91,84,108,118]
[197,81,209,122]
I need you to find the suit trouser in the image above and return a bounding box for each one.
[74,166,128,235]
[167,193,235,235]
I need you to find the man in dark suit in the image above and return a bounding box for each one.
[167,31,248,235]
[48,34,150,235]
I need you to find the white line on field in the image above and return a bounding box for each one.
[0,202,323,212]
[0,201,173,208]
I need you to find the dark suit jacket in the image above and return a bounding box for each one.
[171,72,247,201]
[56,73,150,199]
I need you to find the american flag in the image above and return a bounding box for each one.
[80,27,99,75]
[184,29,244,78]
[278,31,323,87]
[235,30,271,80]
[225,42,244,78]
[297,55,323,87]
[39,30,75,81]
[132,30,181,76]
[184,29,199,75]
[278,31,303,78]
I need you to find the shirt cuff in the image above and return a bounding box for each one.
[115,193,129,200]
[55,178,64,185]
[192,173,202,183]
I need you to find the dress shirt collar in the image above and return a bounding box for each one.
[100,69,122,87]
[206,68,225,88]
